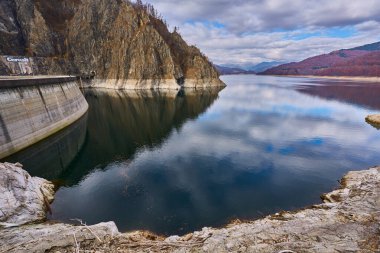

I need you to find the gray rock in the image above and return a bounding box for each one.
[0,221,119,253]
[0,162,54,227]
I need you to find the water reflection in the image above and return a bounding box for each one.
[49,76,380,235]
[297,79,380,110]
[3,113,88,180]
[59,87,223,185]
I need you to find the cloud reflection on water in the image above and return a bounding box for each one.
[51,75,380,235]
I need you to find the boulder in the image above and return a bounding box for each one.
[366,114,380,128]
[0,162,54,227]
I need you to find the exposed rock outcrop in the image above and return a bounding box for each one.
[0,162,379,252]
[0,0,25,56]
[366,114,380,129]
[0,162,54,227]
[0,0,224,89]
[1,222,119,253]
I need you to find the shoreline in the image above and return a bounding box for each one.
[221,73,380,83]
[1,162,379,252]
[83,78,226,90]
[270,74,380,83]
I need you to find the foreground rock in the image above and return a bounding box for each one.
[0,222,119,253]
[0,162,54,227]
[366,114,380,128]
[0,163,379,252]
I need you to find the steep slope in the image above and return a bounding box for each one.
[350,42,380,51]
[0,0,25,56]
[260,41,380,77]
[0,0,224,89]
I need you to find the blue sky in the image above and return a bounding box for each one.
[144,0,380,68]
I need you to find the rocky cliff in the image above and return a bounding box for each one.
[0,0,224,89]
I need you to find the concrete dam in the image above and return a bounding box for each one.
[0,76,88,159]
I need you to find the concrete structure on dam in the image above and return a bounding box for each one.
[0,76,88,159]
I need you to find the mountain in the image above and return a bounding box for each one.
[215,61,285,75]
[0,0,224,89]
[350,42,380,51]
[249,61,285,73]
[260,41,380,77]
[214,65,256,75]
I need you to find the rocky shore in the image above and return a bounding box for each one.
[0,162,379,252]
[366,114,380,129]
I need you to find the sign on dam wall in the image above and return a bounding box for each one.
[0,56,34,75]
[0,77,88,159]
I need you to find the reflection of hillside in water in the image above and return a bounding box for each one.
[60,87,223,185]
[4,113,88,180]
[296,81,380,110]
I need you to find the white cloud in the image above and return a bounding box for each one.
[141,0,380,67]
[179,22,380,66]
[146,0,380,32]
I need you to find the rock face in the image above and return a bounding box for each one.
[1,163,379,253]
[0,0,224,89]
[0,0,25,56]
[0,162,54,227]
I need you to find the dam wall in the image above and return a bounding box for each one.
[0,77,88,159]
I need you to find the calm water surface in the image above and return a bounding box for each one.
[6,75,380,235]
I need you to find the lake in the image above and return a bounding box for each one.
[6,75,380,236]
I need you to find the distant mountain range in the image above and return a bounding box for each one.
[215,61,284,75]
[214,65,255,75]
[249,61,285,73]
[260,41,380,77]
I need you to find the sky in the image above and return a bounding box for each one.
[143,0,380,69]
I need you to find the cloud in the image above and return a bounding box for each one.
[142,0,380,67]
[179,22,380,66]
[146,0,380,33]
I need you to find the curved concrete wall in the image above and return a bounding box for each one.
[0,79,88,159]
[4,112,88,179]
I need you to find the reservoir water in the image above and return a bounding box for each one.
[6,75,380,235]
